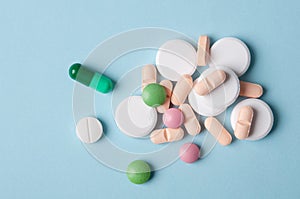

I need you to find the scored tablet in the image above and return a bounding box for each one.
[230,99,274,141]
[189,66,240,116]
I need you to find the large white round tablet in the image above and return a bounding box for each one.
[115,96,157,138]
[188,66,240,116]
[188,89,227,116]
[231,99,274,140]
[209,37,251,76]
[156,39,197,81]
[76,117,103,143]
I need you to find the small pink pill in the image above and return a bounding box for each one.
[163,108,184,128]
[179,143,200,163]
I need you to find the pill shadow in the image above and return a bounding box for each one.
[262,86,268,97]
[249,108,257,137]
[239,38,257,76]
[265,102,279,138]
[148,163,155,182]
[97,118,108,136]
[248,101,279,141]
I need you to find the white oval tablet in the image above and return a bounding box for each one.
[209,37,251,76]
[76,117,103,143]
[230,99,274,140]
[115,96,157,138]
[188,66,240,116]
[156,39,197,81]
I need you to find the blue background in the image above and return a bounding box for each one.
[1,0,300,198]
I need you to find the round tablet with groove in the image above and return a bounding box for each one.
[76,117,103,143]
[230,99,274,140]
[188,66,239,116]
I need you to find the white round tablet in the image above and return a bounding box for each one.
[188,66,240,116]
[115,96,157,138]
[230,99,274,140]
[209,37,251,76]
[188,88,227,116]
[76,117,103,143]
[156,39,197,81]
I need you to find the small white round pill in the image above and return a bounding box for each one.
[230,99,274,140]
[156,39,197,81]
[115,96,157,138]
[209,37,251,76]
[76,117,103,143]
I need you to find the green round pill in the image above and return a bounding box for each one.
[142,83,166,107]
[126,160,151,184]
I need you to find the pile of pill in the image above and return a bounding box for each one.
[69,36,274,184]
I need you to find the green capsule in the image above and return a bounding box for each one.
[69,63,114,94]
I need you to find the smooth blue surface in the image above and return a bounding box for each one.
[1,0,300,198]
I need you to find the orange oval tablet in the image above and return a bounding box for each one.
[234,106,254,140]
[179,104,201,136]
[197,35,210,66]
[239,81,263,98]
[171,75,193,106]
[142,64,156,90]
[157,80,173,113]
[150,128,184,144]
[194,70,226,96]
[204,117,232,146]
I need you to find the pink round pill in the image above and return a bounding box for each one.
[163,108,184,128]
[179,143,200,163]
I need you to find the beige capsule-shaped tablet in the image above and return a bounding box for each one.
[157,80,173,113]
[197,35,210,66]
[234,106,254,140]
[150,127,184,144]
[204,117,232,146]
[239,81,263,98]
[179,104,201,136]
[142,64,157,90]
[171,74,193,106]
[194,70,226,96]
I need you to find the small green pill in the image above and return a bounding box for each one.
[142,83,166,107]
[69,63,114,94]
[126,160,151,184]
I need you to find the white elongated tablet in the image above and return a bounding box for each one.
[230,99,274,140]
[188,66,239,116]
[209,37,251,76]
[115,96,157,138]
[156,39,197,81]
[76,117,103,143]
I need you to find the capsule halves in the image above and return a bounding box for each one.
[69,63,114,93]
